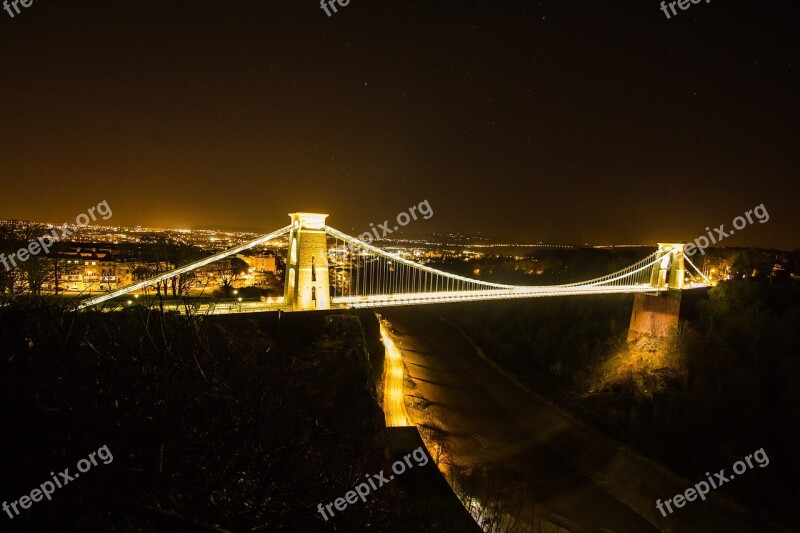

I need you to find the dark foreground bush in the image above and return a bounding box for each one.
[0,304,465,531]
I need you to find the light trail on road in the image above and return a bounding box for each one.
[380,322,411,427]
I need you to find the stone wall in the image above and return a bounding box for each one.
[627,291,682,340]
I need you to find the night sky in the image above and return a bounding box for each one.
[1,1,798,248]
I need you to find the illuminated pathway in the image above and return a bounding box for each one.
[380,321,411,427]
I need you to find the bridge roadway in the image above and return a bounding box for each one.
[332,285,667,308]
[381,307,769,533]
[130,285,670,316]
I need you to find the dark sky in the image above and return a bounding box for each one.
[1,1,798,248]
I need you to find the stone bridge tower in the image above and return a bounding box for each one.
[283,213,331,311]
[628,243,687,340]
[649,243,687,289]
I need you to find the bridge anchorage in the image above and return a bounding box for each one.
[77,213,710,319]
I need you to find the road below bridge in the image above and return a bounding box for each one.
[381,307,770,533]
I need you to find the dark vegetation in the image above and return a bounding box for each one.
[0,304,464,531]
[0,224,208,298]
[443,249,800,528]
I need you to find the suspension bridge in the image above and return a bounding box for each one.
[77,212,710,313]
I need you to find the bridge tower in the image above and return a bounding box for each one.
[649,243,687,289]
[283,213,331,311]
[628,243,687,340]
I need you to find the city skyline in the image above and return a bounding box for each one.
[2,213,788,251]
